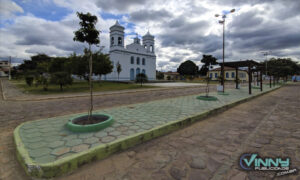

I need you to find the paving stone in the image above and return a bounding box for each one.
[51,147,71,156]
[129,126,140,130]
[101,136,116,143]
[84,137,99,144]
[29,148,52,158]
[116,126,128,132]
[189,157,206,169]
[109,131,121,136]
[169,166,187,180]
[34,155,56,163]
[79,133,94,139]
[65,139,82,147]
[71,144,90,153]
[91,142,102,149]
[104,127,115,132]
[27,141,48,149]
[94,131,108,138]
[48,141,65,148]
[62,134,78,140]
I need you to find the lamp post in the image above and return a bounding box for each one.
[215,9,235,93]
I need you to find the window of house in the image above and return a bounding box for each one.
[231,72,235,78]
[210,73,212,78]
[131,56,134,64]
[226,72,229,78]
[142,58,145,65]
[137,57,140,65]
[215,73,218,78]
[118,37,122,45]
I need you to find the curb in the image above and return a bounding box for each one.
[14,86,282,178]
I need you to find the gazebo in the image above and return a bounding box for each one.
[219,60,265,94]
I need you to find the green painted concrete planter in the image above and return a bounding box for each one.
[67,114,113,132]
[218,92,230,95]
[196,95,218,101]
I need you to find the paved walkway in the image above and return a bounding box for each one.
[17,86,273,165]
[0,83,299,180]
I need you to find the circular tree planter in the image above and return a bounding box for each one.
[196,96,218,101]
[67,114,113,133]
[218,92,230,95]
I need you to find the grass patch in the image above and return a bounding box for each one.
[12,80,157,95]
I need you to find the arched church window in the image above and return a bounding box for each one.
[150,45,153,52]
[142,58,145,65]
[111,37,114,46]
[118,37,122,45]
[144,45,147,49]
[131,56,134,64]
[137,57,140,65]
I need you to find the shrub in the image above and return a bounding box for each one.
[25,76,34,86]
[135,73,148,86]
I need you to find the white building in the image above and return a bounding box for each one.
[104,21,156,81]
[0,60,11,77]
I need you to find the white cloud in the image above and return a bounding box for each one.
[0,0,24,20]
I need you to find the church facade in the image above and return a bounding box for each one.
[104,21,156,81]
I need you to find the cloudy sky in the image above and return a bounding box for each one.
[0,0,299,71]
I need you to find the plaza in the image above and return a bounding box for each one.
[1,79,299,179]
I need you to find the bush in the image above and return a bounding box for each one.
[135,73,148,86]
[25,76,34,86]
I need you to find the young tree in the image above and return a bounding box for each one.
[50,72,73,91]
[70,52,88,81]
[73,12,100,119]
[135,73,148,87]
[92,52,113,80]
[116,61,122,80]
[200,55,217,97]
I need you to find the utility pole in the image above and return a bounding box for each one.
[9,56,11,80]
[261,51,271,88]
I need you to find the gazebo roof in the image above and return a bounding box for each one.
[219,60,263,68]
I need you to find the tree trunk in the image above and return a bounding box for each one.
[60,84,63,91]
[88,44,93,120]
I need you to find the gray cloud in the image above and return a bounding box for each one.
[130,9,172,22]
[95,0,147,12]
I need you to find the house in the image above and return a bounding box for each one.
[0,60,11,77]
[208,66,249,82]
[162,72,180,80]
[104,21,156,81]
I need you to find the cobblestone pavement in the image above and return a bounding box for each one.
[55,84,299,180]
[17,86,271,164]
[1,82,299,180]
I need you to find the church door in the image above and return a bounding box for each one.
[130,68,135,81]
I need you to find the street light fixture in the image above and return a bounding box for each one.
[215,8,235,93]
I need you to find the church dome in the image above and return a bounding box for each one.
[110,20,124,32]
[142,31,154,40]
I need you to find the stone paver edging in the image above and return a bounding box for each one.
[14,85,282,178]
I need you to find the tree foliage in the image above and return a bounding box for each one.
[266,58,300,81]
[200,54,218,96]
[199,55,218,76]
[135,73,148,86]
[177,60,198,76]
[116,61,122,80]
[92,52,113,80]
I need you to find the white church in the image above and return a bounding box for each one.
[104,21,156,81]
